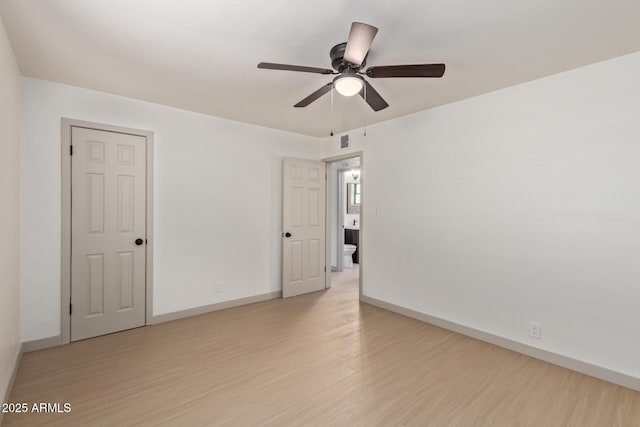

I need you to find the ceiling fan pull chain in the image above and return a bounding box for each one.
[363,83,367,137]
[330,86,334,137]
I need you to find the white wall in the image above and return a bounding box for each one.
[0,15,21,404]
[21,78,321,341]
[323,52,640,379]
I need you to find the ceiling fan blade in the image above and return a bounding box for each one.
[258,62,334,75]
[294,83,333,107]
[360,81,389,111]
[366,64,446,78]
[344,22,378,66]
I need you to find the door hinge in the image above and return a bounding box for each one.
[69,145,73,156]
[69,303,73,315]
[324,266,326,272]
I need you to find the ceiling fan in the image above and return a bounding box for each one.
[257,22,445,112]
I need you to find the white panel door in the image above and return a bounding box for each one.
[71,127,147,341]
[282,158,326,298]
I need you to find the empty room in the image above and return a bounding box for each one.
[1,0,639,425]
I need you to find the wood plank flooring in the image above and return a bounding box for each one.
[5,268,640,426]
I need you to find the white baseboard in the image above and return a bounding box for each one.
[0,344,23,425]
[360,295,640,392]
[18,292,282,355]
[150,291,282,324]
[22,335,63,353]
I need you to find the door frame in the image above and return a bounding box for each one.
[61,118,154,344]
[323,151,364,298]
[325,167,345,273]
[336,169,345,272]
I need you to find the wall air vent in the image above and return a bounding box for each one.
[341,134,349,149]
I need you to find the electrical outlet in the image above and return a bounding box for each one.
[215,281,223,293]
[529,321,542,339]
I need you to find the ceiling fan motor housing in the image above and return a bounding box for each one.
[330,42,366,72]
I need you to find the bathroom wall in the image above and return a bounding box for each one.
[20,77,322,342]
[344,170,360,228]
[0,13,21,406]
[321,51,640,380]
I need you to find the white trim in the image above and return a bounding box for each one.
[150,291,281,324]
[0,344,23,424]
[61,118,154,344]
[145,134,155,323]
[22,336,63,353]
[360,295,640,392]
[325,166,344,275]
[337,170,345,272]
[324,163,332,288]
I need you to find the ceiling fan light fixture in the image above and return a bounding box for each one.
[334,75,364,97]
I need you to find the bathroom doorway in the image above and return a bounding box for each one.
[325,153,362,295]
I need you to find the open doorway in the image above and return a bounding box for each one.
[325,154,362,296]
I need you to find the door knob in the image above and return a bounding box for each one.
[135,238,144,246]
[284,232,292,238]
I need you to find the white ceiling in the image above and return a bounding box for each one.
[1,0,639,137]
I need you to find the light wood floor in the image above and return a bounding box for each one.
[5,268,640,426]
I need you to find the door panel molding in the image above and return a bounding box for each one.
[282,157,327,298]
[61,118,154,344]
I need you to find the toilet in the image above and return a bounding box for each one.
[343,244,357,268]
